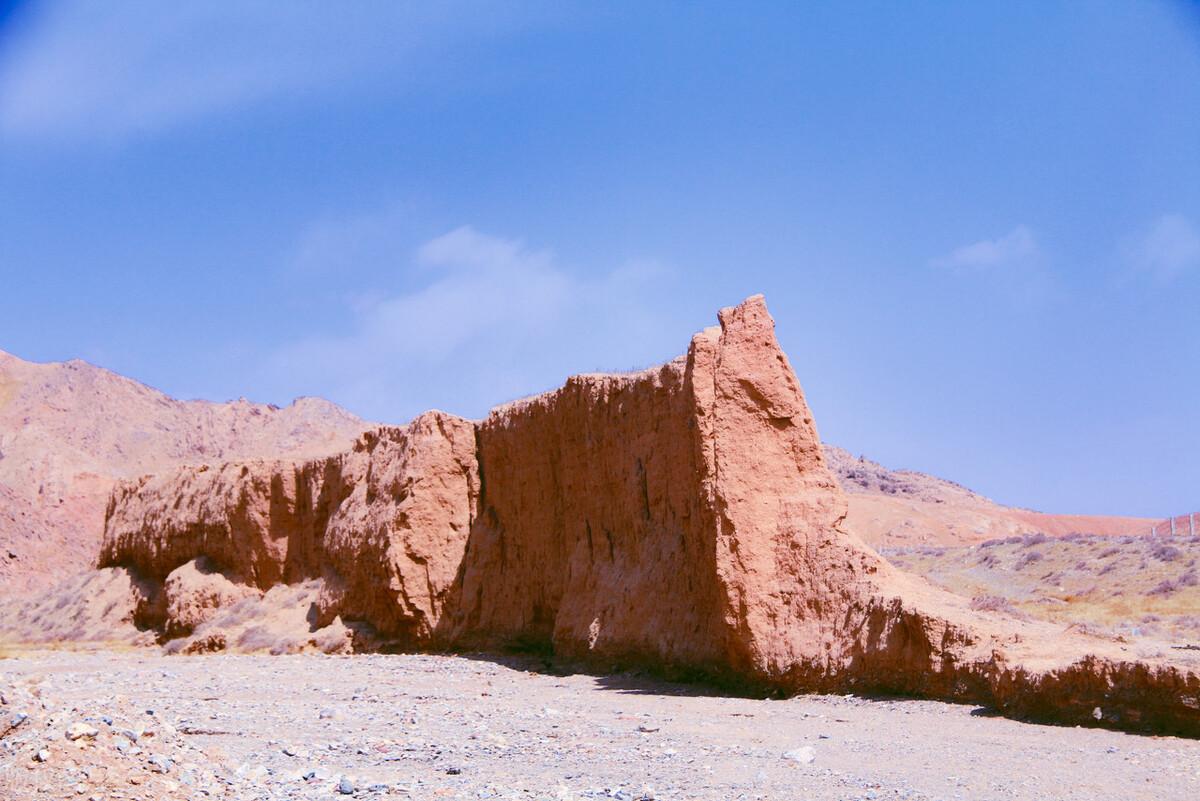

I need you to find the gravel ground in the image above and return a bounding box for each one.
[2,650,1198,800]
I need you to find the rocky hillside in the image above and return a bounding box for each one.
[0,349,370,595]
[884,531,1200,643]
[824,447,1158,547]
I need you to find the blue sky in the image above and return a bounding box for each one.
[1,1,1199,517]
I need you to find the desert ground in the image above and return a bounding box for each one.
[3,649,1199,801]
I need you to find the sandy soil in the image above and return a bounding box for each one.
[2,650,1198,801]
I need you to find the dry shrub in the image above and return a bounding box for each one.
[1148,579,1178,597]
[235,625,303,655]
[1150,544,1182,562]
[1014,551,1043,570]
[969,595,1025,618]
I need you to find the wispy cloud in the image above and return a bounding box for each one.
[291,204,415,279]
[268,224,682,422]
[932,225,1040,271]
[0,2,531,142]
[1125,213,1200,284]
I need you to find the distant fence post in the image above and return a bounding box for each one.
[1171,516,1177,537]
[1192,513,1196,538]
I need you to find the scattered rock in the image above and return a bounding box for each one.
[1,711,28,736]
[147,754,174,773]
[337,775,355,794]
[65,722,99,741]
[784,746,816,764]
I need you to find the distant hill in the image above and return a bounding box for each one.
[822,446,1160,547]
[0,349,370,595]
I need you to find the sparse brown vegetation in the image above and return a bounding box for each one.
[968,595,1026,619]
[1014,550,1043,570]
[883,531,1200,642]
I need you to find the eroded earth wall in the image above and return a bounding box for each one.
[93,296,1200,735]
[100,412,478,643]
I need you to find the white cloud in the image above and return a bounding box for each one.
[932,225,1039,271]
[292,204,415,278]
[0,2,530,141]
[268,225,683,423]
[1126,214,1200,283]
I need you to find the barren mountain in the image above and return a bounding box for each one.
[0,349,370,595]
[824,446,1158,547]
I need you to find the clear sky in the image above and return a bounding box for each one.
[1,1,1198,517]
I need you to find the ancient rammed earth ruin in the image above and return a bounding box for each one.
[97,296,1200,734]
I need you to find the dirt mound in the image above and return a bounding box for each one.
[0,350,370,595]
[77,296,1200,734]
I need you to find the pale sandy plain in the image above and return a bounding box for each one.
[2,650,1199,801]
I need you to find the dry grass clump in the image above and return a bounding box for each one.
[977,551,1000,569]
[235,625,304,655]
[968,595,1026,619]
[1150,543,1183,562]
[1014,550,1043,570]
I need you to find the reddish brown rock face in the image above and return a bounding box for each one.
[101,411,478,644]
[447,353,731,669]
[94,296,1200,735]
[446,295,874,684]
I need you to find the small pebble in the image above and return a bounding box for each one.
[65,722,99,741]
[147,754,174,773]
[784,746,816,764]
